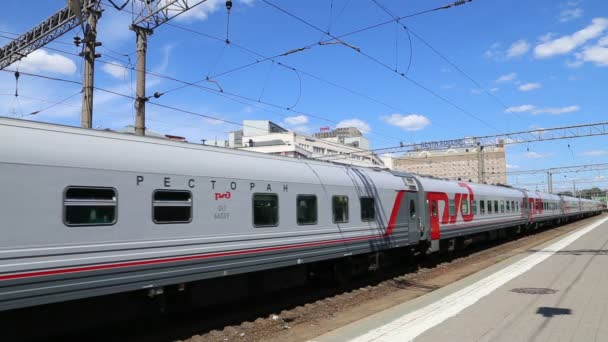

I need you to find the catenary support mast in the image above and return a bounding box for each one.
[80,9,100,128]
[133,26,152,136]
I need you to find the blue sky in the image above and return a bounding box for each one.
[1,0,607,191]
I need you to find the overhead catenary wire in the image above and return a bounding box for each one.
[366,1,533,126]
[259,0,509,137]
[0,68,385,154]
[94,0,472,140]
[160,0,474,89]
[0,91,234,136]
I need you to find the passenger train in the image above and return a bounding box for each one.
[0,117,603,311]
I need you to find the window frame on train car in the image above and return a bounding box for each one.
[360,197,376,222]
[506,200,511,212]
[332,195,349,223]
[480,200,486,215]
[253,193,279,228]
[487,200,492,214]
[472,200,478,215]
[494,200,499,213]
[63,186,118,227]
[461,199,470,215]
[152,190,193,224]
[500,200,505,213]
[409,199,417,219]
[296,195,318,225]
[448,199,456,216]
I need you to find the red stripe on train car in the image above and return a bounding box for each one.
[0,190,411,282]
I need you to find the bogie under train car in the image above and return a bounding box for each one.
[0,118,603,311]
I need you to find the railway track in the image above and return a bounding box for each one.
[3,215,604,342]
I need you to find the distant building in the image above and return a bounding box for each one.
[390,144,507,184]
[224,120,383,167]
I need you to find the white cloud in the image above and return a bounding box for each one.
[538,32,556,43]
[496,72,517,83]
[525,151,553,159]
[483,42,502,60]
[283,115,308,125]
[96,10,132,44]
[505,104,536,113]
[11,49,77,75]
[102,62,129,79]
[381,114,431,131]
[505,104,579,114]
[534,18,608,58]
[506,164,520,169]
[532,105,580,114]
[173,0,223,22]
[575,44,608,66]
[291,125,311,134]
[566,59,585,68]
[559,8,584,22]
[154,44,176,74]
[160,0,255,22]
[336,118,371,133]
[518,82,542,91]
[486,40,530,60]
[506,40,530,58]
[582,150,608,156]
[472,87,498,94]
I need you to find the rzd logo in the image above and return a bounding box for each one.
[427,183,475,240]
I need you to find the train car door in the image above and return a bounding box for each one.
[389,190,420,245]
[428,197,440,241]
[404,191,421,243]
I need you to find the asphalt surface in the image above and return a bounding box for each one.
[314,215,608,342]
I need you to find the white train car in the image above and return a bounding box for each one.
[0,117,602,312]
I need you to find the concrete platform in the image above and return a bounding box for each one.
[314,216,608,342]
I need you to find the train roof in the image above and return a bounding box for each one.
[0,117,399,186]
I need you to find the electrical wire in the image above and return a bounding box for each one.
[260,0,503,135]
[25,90,82,117]
[0,91,231,136]
[0,67,390,157]
[96,1,470,140]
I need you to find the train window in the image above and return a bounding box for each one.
[472,200,478,215]
[431,201,438,217]
[410,200,416,219]
[64,187,117,226]
[487,200,492,214]
[253,193,279,227]
[153,190,192,224]
[461,200,469,215]
[297,195,317,225]
[500,201,505,213]
[512,201,516,212]
[448,199,456,216]
[506,201,511,212]
[333,196,349,223]
[480,200,485,215]
[494,201,499,213]
[361,197,376,221]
